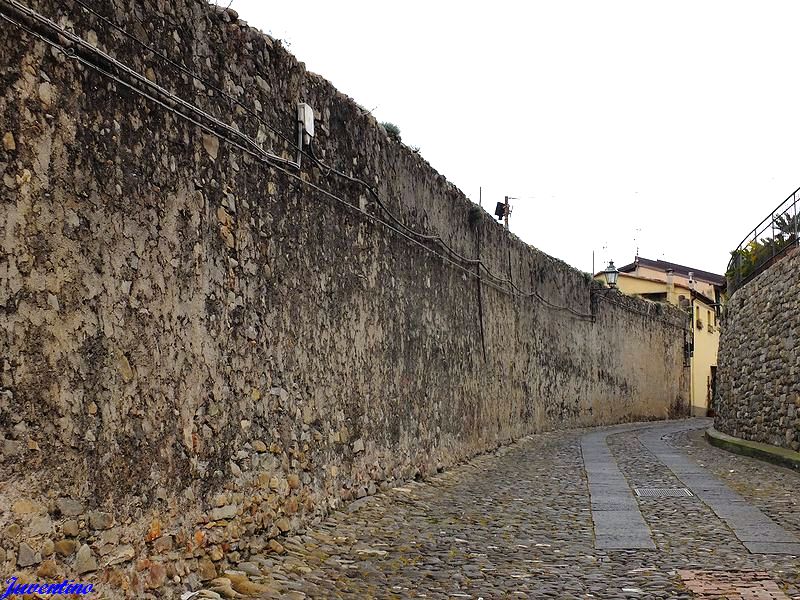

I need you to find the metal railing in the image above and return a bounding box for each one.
[727,185,800,295]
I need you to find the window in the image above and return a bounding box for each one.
[695,305,703,330]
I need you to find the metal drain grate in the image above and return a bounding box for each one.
[635,487,693,497]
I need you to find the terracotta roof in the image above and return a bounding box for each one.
[615,272,719,306]
[617,257,725,287]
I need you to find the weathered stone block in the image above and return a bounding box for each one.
[716,247,800,450]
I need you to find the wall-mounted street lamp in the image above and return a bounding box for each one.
[602,260,619,288]
[590,259,619,322]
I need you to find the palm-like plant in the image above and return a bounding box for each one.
[728,201,800,292]
[773,212,799,237]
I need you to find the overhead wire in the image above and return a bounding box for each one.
[305,140,597,318]
[0,4,535,306]
[3,0,297,169]
[56,0,596,319]
[0,0,686,328]
[71,0,547,300]
[65,0,304,157]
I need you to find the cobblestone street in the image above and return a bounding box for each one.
[195,419,800,599]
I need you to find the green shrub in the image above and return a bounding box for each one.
[726,235,794,285]
[381,122,401,142]
[468,205,482,227]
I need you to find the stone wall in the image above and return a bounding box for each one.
[715,247,800,450]
[0,0,688,596]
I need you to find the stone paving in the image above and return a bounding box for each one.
[192,419,800,599]
[638,423,800,555]
[582,427,656,550]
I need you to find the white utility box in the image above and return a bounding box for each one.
[297,102,314,144]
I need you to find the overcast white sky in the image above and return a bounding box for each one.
[219,1,800,275]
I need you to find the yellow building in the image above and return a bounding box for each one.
[595,257,725,417]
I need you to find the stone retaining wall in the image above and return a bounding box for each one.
[716,247,800,450]
[0,1,688,596]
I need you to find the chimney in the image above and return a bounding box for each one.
[666,269,675,298]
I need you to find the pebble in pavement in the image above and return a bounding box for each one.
[193,420,800,599]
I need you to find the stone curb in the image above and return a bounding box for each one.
[705,427,800,472]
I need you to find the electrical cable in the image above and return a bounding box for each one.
[0,6,541,307]
[2,0,297,170]
[64,0,304,158]
[0,0,687,328]
[55,0,593,317]
[306,139,595,318]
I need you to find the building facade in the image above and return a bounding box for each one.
[596,257,725,416]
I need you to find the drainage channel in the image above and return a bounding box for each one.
[634,487,693,498]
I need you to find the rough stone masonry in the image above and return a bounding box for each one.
[716,246,800,451]
[0,0,688,596]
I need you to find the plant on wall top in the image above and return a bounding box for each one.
[381,122,401,142]
[773,213,799,237]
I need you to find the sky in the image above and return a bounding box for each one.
[216,0,800,276]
